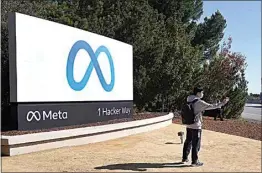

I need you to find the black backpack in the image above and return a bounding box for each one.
[181,99,199,125]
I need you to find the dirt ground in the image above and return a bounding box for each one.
[2,124,261,172]
[174,116,261,141]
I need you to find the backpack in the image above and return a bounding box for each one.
[181,99,199,125]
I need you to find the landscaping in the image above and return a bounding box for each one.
[173,116,261,141]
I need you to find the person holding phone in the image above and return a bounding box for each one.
[182,87,230,167]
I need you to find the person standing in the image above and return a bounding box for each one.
[182,87,229,166]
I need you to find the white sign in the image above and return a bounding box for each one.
[9,13,133,102]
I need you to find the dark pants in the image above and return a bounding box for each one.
[182,128,202,163]
[214,108,224,121]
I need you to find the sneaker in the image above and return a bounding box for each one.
[181,159,189,163]
[191,161,204,167]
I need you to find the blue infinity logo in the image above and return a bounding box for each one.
[66,40,115,92]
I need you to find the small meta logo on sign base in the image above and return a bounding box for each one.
[66,40,115,92]
[26,110,68,122]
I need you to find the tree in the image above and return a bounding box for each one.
[223,74,248,119]
[196,37,248,118]
[148,0,203,22]
[192,10,227,60]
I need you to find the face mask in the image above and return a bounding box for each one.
[197,92,204,98]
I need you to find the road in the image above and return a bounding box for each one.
[241,103,261,122]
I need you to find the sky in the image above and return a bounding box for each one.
[200,1,261,94]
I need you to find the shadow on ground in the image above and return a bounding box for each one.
[94,162,191,171]
[165,142,181,145]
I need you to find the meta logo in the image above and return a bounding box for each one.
[66,40,115,92]
[26,111,68,122]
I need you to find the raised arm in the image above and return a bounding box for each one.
[198,98,229,112]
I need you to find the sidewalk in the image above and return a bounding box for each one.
[2,124,261,172]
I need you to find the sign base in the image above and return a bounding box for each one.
[9,101,133,131]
